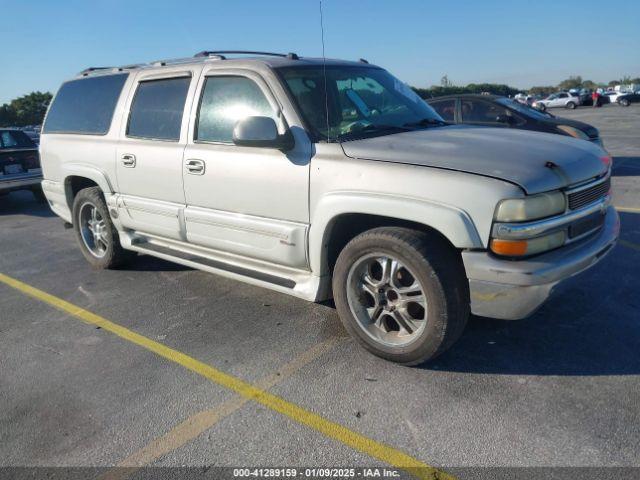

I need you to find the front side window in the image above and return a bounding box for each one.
[429,99,456,122]
[278,66,444,142]
[196,76,276,143]
[127,77,191,141]
[43,73,128,135]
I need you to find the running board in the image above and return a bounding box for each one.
[134,240,296,289]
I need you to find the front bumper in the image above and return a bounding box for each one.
[462,206,619,319]
[0,173,43,193]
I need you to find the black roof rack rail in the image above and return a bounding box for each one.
[79,67,113,76]
[359,58,369,64]
[194,50,299,60]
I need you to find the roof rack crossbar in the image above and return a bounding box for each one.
[79,65,142,76]
[194,50,299,60]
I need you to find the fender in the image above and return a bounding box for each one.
[309,191,484,275]
[61,163,115,207]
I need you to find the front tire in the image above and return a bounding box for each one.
[332,227,469,365]
[619,98,630,107]
[537,103,546,112]
[72,186,135,269]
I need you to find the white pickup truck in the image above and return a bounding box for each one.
[39,51,618,365]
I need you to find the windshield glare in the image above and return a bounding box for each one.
[278,66,444,141]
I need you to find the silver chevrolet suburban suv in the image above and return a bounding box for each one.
[39,51,619,365]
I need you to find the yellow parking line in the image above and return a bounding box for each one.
[616,206,640,214]
[0,272,452,480]
[620,239,640,252]
[101,337,342,480]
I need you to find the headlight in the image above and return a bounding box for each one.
[557,125,590,140]
[490,231,566,257]
[494,191,566,222]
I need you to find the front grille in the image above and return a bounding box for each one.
[567,177,610,210]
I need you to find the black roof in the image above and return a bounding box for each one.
[426,93,504,101]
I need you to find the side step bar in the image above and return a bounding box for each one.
[134,240,297,289]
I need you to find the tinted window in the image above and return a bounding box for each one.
[460,99,518,125]
[43,74,128,134]
[196,76,275,143]
[1,130,35,149]
[429,99,456,122]
[127,77,191,141]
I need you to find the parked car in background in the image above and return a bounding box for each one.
[0,129,45,201]
[532,92,580,111]
[616,91,640,106]
[427,94,603,146]
[603,90,629,105]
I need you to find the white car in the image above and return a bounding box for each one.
[39,51,618,364]
[602,91,625,104]
[532,92,579,111]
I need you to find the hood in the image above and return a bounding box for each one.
[340,125,609,194]
[543,116,599,138]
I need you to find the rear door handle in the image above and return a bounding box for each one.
[121,154,136,168]
[185,159,205,175]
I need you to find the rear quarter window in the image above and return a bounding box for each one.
[43,73,128,135]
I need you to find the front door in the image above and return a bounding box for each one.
[115,71,196,240]
[182,70,311,268]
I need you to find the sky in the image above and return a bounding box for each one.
[1,0,638,104]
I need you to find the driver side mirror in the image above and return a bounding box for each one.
[496,114,515,125]
[232,116,294,151]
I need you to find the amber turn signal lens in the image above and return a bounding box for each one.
[490,239,528,256]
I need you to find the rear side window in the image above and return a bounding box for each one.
[127,77,191,141]
[43,74,128,135]
[1,130,35,148]
[196,76,276,143]
[429,99,456,122]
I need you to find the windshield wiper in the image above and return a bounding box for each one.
[338,123,413,140]
[403,118,448,128]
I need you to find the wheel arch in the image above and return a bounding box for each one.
[309,192,483,276]
[62,164,114,211]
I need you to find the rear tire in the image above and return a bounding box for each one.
[332,227,469,365]
[72,186,135,269]
[566,101,577,109]
[619,98,630,107]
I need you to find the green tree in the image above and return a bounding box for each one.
[9,91,53,126]
[557,76,583,90]
[0,104,17,127]
[529,85,556,97]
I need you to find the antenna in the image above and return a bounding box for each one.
[319,0,330,142]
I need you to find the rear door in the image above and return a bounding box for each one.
[115,69,198,240]
[181,68,311,268]
[0,130,40,178]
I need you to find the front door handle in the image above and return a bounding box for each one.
[185,159,205,175]
[121,154,136,168]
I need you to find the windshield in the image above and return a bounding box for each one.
[278,66,444,141]
[496,97,551,119]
